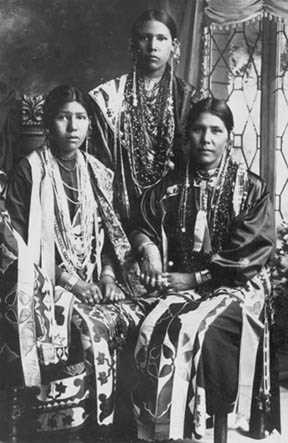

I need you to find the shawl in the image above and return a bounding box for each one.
[14,146,132,386]
[26,145,131,280]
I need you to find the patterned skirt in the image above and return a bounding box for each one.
[133,276,272,441]
[0,256,148,437]
[0,210,153,437]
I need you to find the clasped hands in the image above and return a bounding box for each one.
[139,269,195,292]
[138,245,196,292]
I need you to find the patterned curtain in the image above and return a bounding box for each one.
[205,0,288,26]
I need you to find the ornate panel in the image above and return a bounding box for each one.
[275,23,288,222]
[201,21,262,175]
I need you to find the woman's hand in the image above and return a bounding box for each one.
[162,272,196,292]
[99,275,125,302]
[57,269,102,306]
[72,280,103,306]
[138,243,163,289]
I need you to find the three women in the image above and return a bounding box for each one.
[1,7,278,442]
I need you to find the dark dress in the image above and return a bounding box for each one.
[131,157,278,440]
[89,71,197,232]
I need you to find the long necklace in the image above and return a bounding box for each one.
[45,149,97,278]
[123,65,175,190]
[208,149,231,232]
[62,179,79,193]
[178,150,231,248]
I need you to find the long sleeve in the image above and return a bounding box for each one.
[130,179,167,249]
[209,175,275,284]
[132,170,275,285]
[6,158,32,243]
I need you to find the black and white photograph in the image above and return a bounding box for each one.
[0,1,287,442]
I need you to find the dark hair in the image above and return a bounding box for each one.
[131,8,178,44]
[187,97,234,134]
[43,85,93,130]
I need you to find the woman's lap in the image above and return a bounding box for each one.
[133,291,261,439]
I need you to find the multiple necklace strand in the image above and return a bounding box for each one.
[122,64,175,190]
[45,148,99,281]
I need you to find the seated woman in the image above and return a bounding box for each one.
[131,97,277,440]
[4,85,145,436]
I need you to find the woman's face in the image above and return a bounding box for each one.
[135,19,174,76]
[189,112,229,170]
[51,101,90,157]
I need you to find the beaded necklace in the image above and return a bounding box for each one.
[177,149,232,254]
[122,65,175,190]
[56,159,77,173]
[44,149,99,281]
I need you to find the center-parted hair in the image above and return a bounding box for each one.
[187,97,234,134]
[43,85,93,130]
[130,8,178,46]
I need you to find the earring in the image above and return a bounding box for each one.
[179,160,190,233]
[226,137,233,153]
[132,61,138,107]
[128,38,135,60]
[167,53,174,110]
[173,39,181,64]
[85,136,89,156]
[168,39,180,108]
[129,40,138,107]
[44,128,51,148]
[168,60,173,105]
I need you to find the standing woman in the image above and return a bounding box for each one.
[5,85,145,436]
[131,97,278,441]
[89,9,197,231]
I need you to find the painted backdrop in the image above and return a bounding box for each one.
[0,0,190,95]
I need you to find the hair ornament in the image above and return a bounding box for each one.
[172,39,181,63]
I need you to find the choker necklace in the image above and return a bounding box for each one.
[56,157,78,173]
[56,153,78,161]
[195,167,219,182]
